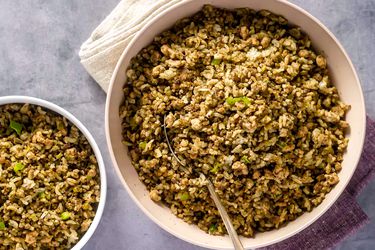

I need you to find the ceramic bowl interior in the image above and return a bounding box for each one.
[0,95,107,250]
[106,0,366,249]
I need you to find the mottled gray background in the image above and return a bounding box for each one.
[0,0,374,249]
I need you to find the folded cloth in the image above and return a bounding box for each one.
[80,1,374,249]
[262,117,375,250]
[262,191,369,250]
[79,0,178,92]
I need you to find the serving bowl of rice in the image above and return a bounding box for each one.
[0,96,106,250]
[105,0,365,249]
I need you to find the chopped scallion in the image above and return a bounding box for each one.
[38,191,46,199]
[139,142,147,150]
[55,153,63,159]
[179,192,189,201]
[211,58,222,65]
[209,224,217,233]
[226,96,251,106]
[9,120,22,135]
[13,163,25,173]
[30,214,38,222]
[60,212,71,221]
[241,156,251,164]
[210,163,222,174]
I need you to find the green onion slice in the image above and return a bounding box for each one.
[210,163,222,174]
[179,192,189,201]
[13,163,25,173]
[226,96,251,106]
[9,120,22,135]
[211,58,222,65]
[209,224,217,233]
[241,156,251,164]
[139,142,147,150]
[60,212,71,220]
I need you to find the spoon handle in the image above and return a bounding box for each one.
[205,176,245,250]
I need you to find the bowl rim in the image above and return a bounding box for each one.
[105,0,366,249]
[0,95,107,250]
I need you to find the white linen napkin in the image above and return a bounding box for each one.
[79,0,181,92]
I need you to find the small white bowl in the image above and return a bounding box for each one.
[0,96,107,250]
[106,0,366,249]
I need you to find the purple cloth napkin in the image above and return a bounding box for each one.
[263,117,375,250]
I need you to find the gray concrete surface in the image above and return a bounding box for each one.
[0,0,374,249]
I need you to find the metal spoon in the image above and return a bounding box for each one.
[163,115,244,250]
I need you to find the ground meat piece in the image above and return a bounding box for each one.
[231,161,249,176]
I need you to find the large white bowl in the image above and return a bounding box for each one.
[0,96,107,250]
[105,0,366,249]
